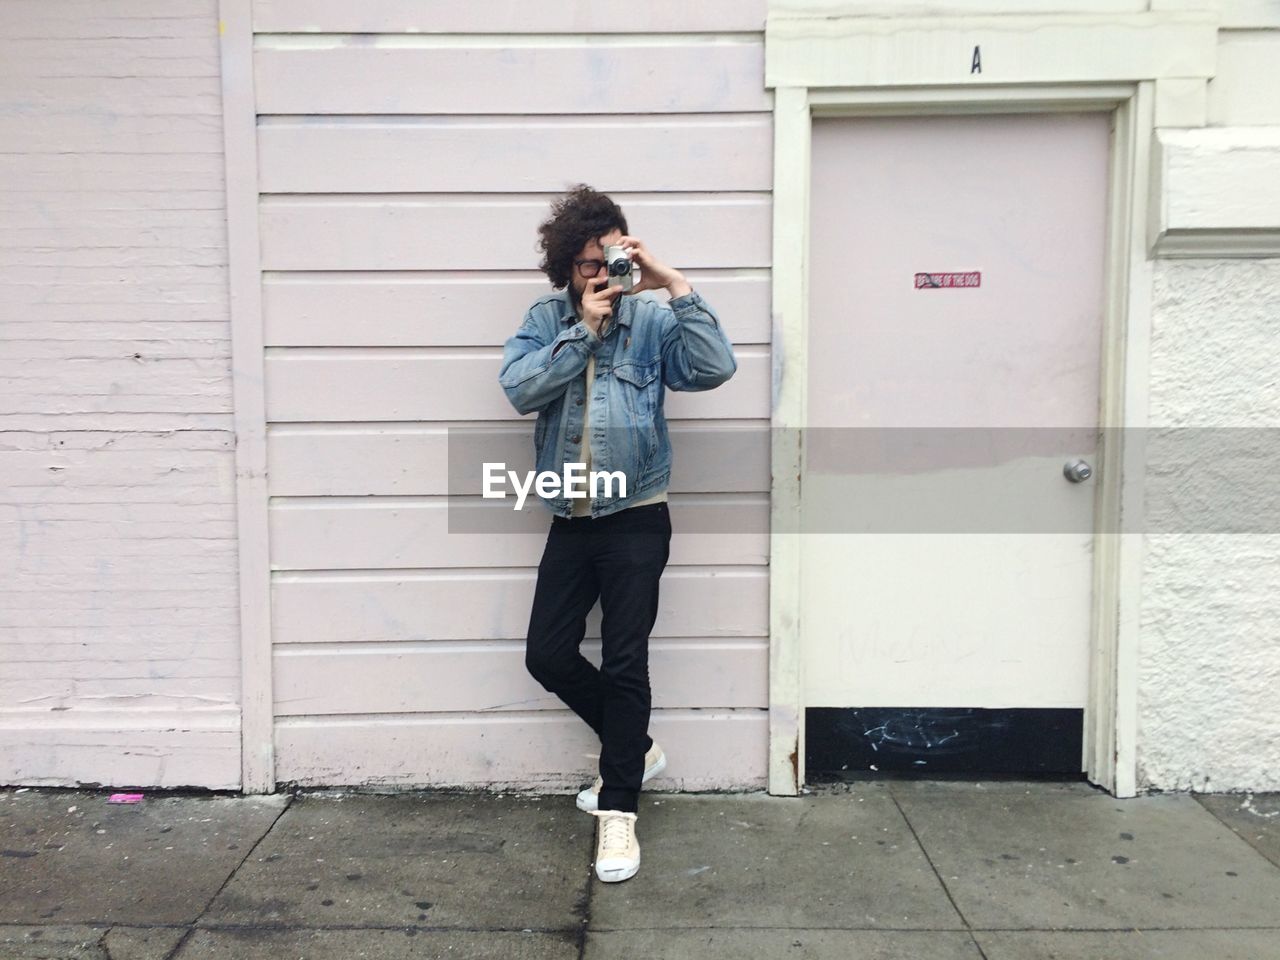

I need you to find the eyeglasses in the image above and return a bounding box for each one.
[573,258,606,279]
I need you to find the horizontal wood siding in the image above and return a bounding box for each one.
[252,0,767,33]
[257,115,773,193]
[266,422,771,495]
[254,40,770,115]
[262,350,770,421]
[270,568,768,644]
[257,194,771,271]
[273,641,769,715]
[274,711,768,791]
[262,272,771,346]
[267,499,770,569]
[253,3,771,788]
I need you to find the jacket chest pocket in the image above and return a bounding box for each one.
[612,360,661,419]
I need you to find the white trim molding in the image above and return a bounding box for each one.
[219,0,276,795]
[1150,127,1280,257]
[768,86,811,798]
[766,11,1218,88]
[1152,0,1280,29]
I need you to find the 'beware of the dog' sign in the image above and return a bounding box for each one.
[914,272,981,289]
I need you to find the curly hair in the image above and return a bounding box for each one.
[537,184,629,289]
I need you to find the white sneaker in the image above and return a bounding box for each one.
[576,741,667,812]
[590,809,640,882]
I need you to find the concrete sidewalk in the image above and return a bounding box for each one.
[1,780,1278,960]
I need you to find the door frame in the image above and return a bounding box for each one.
[764,10,1219,800]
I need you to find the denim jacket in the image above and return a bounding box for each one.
[498,287,737,518]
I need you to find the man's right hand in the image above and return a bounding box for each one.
[581,276,621,337]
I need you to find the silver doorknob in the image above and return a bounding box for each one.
[1063,459,1093,483]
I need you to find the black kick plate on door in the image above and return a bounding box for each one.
[806,707,1084,779]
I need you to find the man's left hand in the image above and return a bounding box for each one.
[619,236,693,299]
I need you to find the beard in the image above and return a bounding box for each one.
[566,280,583,316]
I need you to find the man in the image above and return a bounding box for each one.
[498,185,736,883]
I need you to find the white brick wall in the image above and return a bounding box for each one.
[0,0,240,788]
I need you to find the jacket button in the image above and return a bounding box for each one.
[575,397,583,405]
[571,434,581,444]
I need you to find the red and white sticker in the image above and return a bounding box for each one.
[915,271,981,289]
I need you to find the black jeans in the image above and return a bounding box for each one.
[524,501,672,814]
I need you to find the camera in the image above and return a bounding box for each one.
[604,244,636,292]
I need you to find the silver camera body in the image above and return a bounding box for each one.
[603,244,637,292]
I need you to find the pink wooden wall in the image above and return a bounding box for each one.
[252,2,774,789]
[0,0,242,787]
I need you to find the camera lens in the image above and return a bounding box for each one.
[608,257,630,276]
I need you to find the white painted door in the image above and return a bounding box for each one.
[801,112,1110,775]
